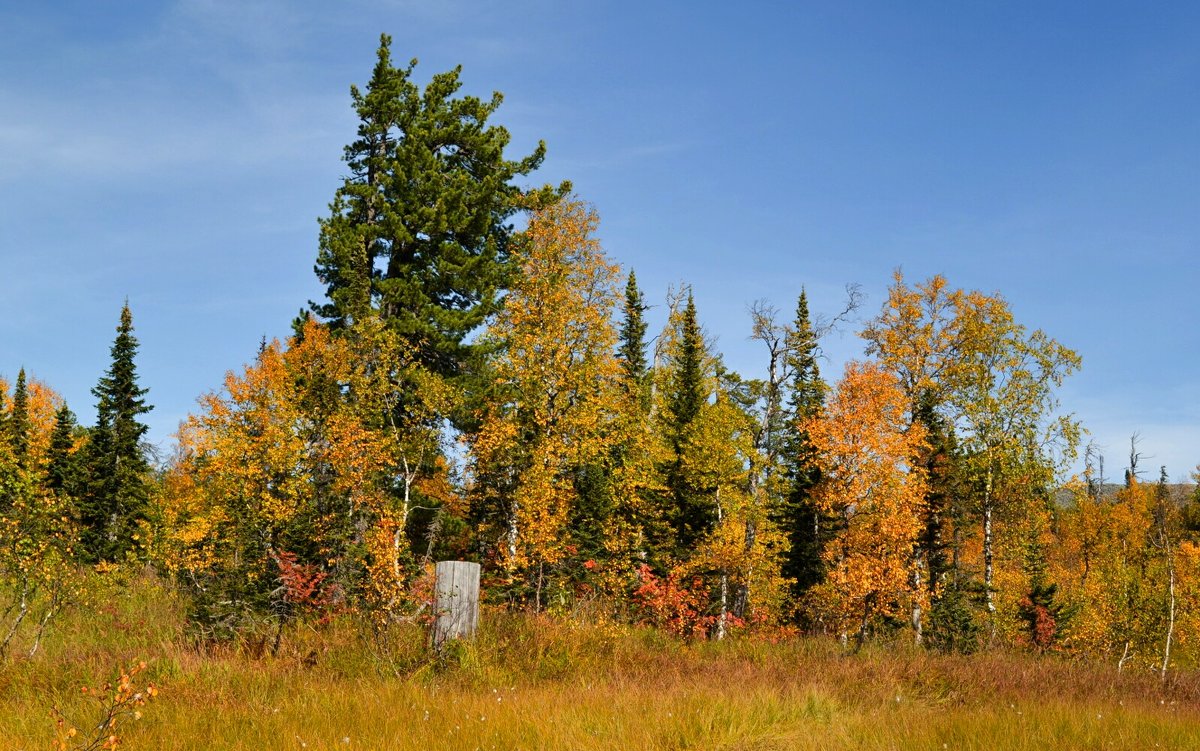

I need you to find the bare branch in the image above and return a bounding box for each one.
[813,283,864,339]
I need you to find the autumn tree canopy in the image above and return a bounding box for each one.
[18,38,1200,674]
[806,361,929,645]
[468,197,623,608]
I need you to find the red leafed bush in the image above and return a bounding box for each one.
[632,564,717,638]
[274,550,340,622]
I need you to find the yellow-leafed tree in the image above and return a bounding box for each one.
[682,391,790,637]
[0,374,80,659]
[861,272,1080,642]
[158,319,445,639]
[469,197,623,610]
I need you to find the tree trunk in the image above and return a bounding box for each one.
[716,571,729,641]
[1162,539,1176,684]
[0,580,29,658]
[715,487,728,641]
[982,459,996,642]
[910,564,923,643]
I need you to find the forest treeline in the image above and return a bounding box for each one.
[4,35,1200,672]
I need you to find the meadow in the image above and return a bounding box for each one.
[2,571,1197,751]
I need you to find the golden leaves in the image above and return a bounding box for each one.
[159,318,427,606]
[806,362,929,633]
[470,197,623,576]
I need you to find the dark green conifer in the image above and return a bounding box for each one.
[8,368,29,469]
[46,404,81,497]
[617,271,649,399]
[777,290,829,597]
[914,391,959,592]
[665,291,712,553]
[668,292,704,440]
[80,303,153,562]
[914,391,980,652]
[312,34,568,384]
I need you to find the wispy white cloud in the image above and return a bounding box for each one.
[7,84,352,182]
[553,139,700,173]
[0,1,359,185]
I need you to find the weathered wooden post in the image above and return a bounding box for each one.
[432,560,480,650]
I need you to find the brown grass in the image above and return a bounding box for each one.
[2,571,1198,750]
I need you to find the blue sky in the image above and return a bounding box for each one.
[1,1,1197,479]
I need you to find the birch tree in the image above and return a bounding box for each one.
[468,198,622,609]
[862,272,1080,638]
[805,362,928,648]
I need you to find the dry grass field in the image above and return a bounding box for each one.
[2,571,1198,751]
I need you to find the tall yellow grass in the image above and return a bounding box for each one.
[2,570,1197,750]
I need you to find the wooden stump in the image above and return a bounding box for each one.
[432,560,480,649]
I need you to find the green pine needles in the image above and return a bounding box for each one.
[80,303,153,563]
[313,34,569,384]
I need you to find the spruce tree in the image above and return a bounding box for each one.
[81,303,153,562]
[778,290,829,597]
[8,368,29,469]
[46,404,81,497]
[312,34,568,384]
[668,292,704,440]
[617,271,649,393]
[914,391,959,592]
[914,391,980,651]
[665,291,712,553]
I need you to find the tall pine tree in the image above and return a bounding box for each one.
[608,271,673,572]
[617,271,649,398]
[46,404,82,498]
[312,34,568,385]
[665,291,713,554]
[8,369,29,469]
[81,303,153,563]
[778,290,829,600]
[918,391,979,652]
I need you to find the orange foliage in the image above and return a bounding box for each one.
[805,361,928,639]
[1,374,65,469]
[160,319,425,620]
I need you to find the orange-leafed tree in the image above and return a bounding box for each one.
[804,361,928,648]
[158,319,444,640]
[468,197,623,610]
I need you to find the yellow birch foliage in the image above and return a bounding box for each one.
[1055,478,1181,666]
[0,375,65,469]
[862,271,1080,637]
[470,197,622,589]
[989,488,1057,645]
[682,395,790,626]
[805,361,928,638]
[1174,538,1200,664]
[601,390,674,594]
[158,320,424,620]
[0,375,79,658]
